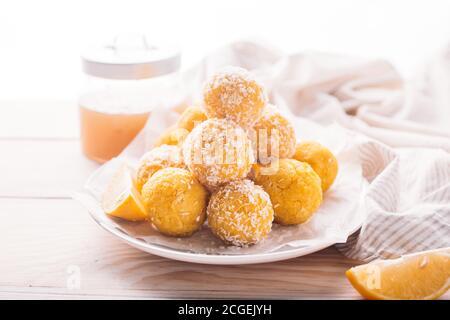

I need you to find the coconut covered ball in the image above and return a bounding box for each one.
[207,179,274,246]
[253,159,322,225]
[203,66,267,128]
[293,141,338,192]
[153,125,189,148]
[251,105,296,164]
[135,145,184,192]
[182,118,254,190]
[141,167,208,237]
[176,106,208,131]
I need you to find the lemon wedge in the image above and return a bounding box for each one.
[346,248,450,300]
[102,164,148,221]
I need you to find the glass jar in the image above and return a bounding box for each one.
[79,35,182,163]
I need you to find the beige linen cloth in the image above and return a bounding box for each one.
[183,41,450,261]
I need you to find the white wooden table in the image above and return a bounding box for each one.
[1,101,446,300]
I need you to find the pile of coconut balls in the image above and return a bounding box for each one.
[120,67,338,247]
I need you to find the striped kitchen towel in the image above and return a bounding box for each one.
[335,140,450,261]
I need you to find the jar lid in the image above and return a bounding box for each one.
[81,35,181,80]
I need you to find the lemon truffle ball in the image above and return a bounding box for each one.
[254,159,322,225]
[182,118,254,190]
[203,67,267,128]
[207,179,274,246]
[153,125,189,147]
[135,145,184,192]
[141,167,208,237]
[293,141,338,192]
[252,105,296,164]
[176,106,208,131]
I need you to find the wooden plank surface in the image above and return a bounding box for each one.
[0,139,97,198]
[0,198,361,299]
[0,100,78,138]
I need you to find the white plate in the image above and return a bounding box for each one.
[76,120,365,265]
[81,189,363,265]
[87,207,340,264]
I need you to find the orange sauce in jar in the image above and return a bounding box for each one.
[79,37,182,163]
[79,106,149,163]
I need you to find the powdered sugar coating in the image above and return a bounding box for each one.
[251,105,296,164]
[182,118,254,190]
[207,179,274,246]
[135,145,184,191]
[203,66,267,128]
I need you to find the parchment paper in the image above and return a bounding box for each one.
[74,104,368,255]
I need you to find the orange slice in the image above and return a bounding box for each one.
[346,248,450,300]
[102,164,148,221]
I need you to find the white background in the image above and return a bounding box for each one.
[0,0,449,99]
